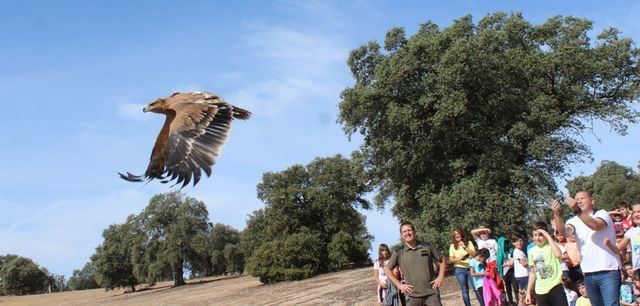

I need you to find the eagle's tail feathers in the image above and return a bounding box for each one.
[118,172,144,182]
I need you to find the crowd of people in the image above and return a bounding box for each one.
[373,190,639,306]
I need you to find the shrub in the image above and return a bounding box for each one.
[248,230,325,283]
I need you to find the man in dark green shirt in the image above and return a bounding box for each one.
[384,221,446,306]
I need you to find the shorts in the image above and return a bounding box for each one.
[516,276,529,290]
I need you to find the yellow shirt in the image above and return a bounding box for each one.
[576,296,591,306]
[449,241,476,268]
[528,243,562,295]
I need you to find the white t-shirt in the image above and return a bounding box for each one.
[624,227,640,269]
[513,248,529,278]
[374,259,389,284]
[567,209,620,273]
[565,288,578,305]
[476,238,498,263]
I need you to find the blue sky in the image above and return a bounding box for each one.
[1,0,639,278]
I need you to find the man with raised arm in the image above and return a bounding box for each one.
[552,191,621,306]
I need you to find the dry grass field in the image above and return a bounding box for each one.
[0,267,471,305]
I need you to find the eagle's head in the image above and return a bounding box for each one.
[143,98,168,114]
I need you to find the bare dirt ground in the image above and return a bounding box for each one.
[0,267,473,305]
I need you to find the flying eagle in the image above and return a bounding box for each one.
[119,91,251,188]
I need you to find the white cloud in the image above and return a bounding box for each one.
[228,24,349,119]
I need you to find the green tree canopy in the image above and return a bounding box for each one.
[135,191,210,287]
[0,255,50,296]
[240,209,267,260]
[92,216,140,292]
[247,229,325,283]
[190,223,243,277]
[339,12,640,251]
[49,274,68,293]
[245,154,373,283]
[257,154,372,240]
[223,244,245,275]
[209,223,240,251]
[91,192,244,290]
[68,262,100,291]
[328,231,369,270]
[566,160,640,210]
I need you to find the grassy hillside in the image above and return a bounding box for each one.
[0,267,468,305]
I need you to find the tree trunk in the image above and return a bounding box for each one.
[130,283,136,292]
[205,257,213,276]
[174,260,185,286]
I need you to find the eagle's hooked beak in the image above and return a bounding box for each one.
[143,105,150,113]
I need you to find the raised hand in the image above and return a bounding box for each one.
[565,195,578,212]
[551,199,562,215]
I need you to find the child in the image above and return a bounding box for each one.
[373,244,391,304]
[618,202,634,231]
[512,233,530,291]
[499,236,517,305]
[562,277,578,306]
[472,226,499,263]
[611,210,626,233]
[564,233,582,285]
[554,230,571,279]
[624,262,635,282]
[604,235,626,270]
[483,257,504,306]
[525,221,568,306]
[470,248,490,306]
[620,273,637,306]
[575,279,591,306]
[618,231,630,265]
[619,211,640,270]
[633,270,640,303]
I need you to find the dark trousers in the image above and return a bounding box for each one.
[503,268,518,304]
[569,265,583,290]
[475,286,485,306]
[535,283,569,306]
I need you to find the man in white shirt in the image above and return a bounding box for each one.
[552,190,621,306]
